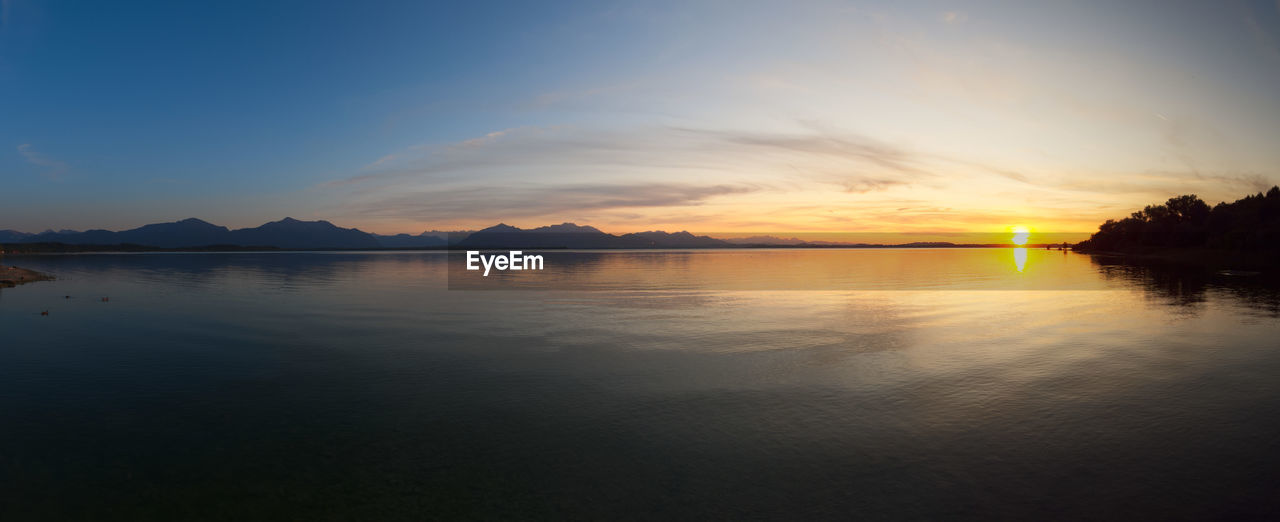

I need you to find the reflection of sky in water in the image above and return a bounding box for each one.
[2,251,1280,519]
[447,248,1120,291]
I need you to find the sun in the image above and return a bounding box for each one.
[1011,226,1031,246]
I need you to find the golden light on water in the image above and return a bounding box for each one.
[1011,226,1031,246]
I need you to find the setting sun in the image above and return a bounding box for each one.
[1011,226,1031,246]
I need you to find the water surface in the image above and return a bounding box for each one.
[2,249,1279,520]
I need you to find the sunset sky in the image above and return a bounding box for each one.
[3,0,1279,235]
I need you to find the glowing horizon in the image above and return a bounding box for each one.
[3,2,1278,234]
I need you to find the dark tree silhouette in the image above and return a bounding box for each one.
[1076,187,1280,253]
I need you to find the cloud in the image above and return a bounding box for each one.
[678,125,935,178]
[340,182,758,222]
[17,144,68,179]
[943,11,967,24]
[332,124,943,191]
[837,178,910,193]
[324,116,1278,231]
[326,122,1170,229]
[361,153,399,170]
[452,128,517,149]
[319,124,967,226]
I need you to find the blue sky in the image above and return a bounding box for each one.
[3,0,1279,234]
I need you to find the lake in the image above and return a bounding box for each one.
[2,249,1279,520]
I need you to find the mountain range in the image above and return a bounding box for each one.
[0,218,732,250]
[456,223,731,249]
[0,218,444,249]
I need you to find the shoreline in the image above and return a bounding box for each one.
[0,266,55,288]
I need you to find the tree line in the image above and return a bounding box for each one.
[1075,186,1280,253]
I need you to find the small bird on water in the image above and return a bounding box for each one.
[40,310,49,316]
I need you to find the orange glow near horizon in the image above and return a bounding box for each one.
[1011,226,1031,246]
[354,221,1089,245]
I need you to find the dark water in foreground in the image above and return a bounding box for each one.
[2,249,1280,520]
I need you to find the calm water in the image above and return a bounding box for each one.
[2,249,1279,520]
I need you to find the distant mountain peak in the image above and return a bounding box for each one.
[478,223,523,233]
[532,223,603,234]
[621,230,730,247]
[634,230,700,238]
[259,217,340,228]
[721,235,808,245]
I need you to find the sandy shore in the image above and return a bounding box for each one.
[0,266,54,288]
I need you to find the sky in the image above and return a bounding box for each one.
[2,0,1279,236]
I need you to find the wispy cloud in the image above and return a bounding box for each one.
[332,124,943,191]
[324,115,1277,231]
[837,178,910,193]
[454,128,514,148]
[340,183,757,222]
[361,153,400,171]
[676,125,936,178]
[17,143,68,179]
[320,124,955,226]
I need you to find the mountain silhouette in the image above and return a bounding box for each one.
[621,230,731,248]
[371,232,449,248]
[3,219,732,250]
[722,235,809,246]
[228,217,380,249]
[0,230,34,243]
[9,218,231,247]
[458,223,645,249]
[2,217,392,249]
[454,223,729,249]
[122,218,231,247]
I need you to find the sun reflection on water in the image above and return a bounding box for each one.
[1014,247,1028,272]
